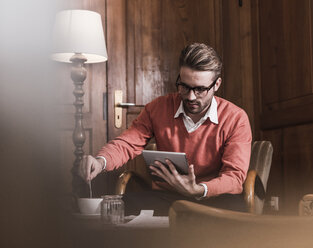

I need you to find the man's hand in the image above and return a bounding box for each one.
[149,159,205,198]
[78,155,104,182]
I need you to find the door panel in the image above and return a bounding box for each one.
[106,0,127,140]
[122,0,221,131]
[259,0,313,107]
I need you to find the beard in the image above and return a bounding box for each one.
[183,99,205,115]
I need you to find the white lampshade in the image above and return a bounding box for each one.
[51,9,107,63]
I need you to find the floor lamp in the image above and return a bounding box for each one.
[51,9,107,196]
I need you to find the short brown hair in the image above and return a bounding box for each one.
[179,43,222,77]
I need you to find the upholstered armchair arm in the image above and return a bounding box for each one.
[243,170,257,214]
[115,143,156,195]
[115,171,134,195]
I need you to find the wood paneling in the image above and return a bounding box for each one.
[259,0,313,127]
[221,0,255,136]
[261,102,313,130]
[263,124,313,214]
[124,0,222,128]
[260,0,312,103]
[106,0,127,141]
[133,0,164,105]
[283,123,313,213]
[255,0,313,214]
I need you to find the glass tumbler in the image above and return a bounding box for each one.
[101,195,124,224]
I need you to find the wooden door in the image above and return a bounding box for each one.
[106,0,222,179]
[107,0,222,137]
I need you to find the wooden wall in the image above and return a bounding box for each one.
[221,0,255,135]
[255,0,313,214]
[215,0,313,215]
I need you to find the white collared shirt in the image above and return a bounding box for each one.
[174,97,218,199]
[174,96,219,133]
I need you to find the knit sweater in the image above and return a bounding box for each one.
[97,93,252,198]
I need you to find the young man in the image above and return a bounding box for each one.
[79,43,252,215]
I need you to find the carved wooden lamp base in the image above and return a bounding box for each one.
[70,53,88,197]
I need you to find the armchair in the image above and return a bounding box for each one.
[116,141,273,214]
[169,200,313,248]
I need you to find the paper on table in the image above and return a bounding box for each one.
[120,210,169,228]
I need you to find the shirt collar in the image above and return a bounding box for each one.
[174,96,219,124]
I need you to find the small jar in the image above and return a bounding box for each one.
[101,195,124,224]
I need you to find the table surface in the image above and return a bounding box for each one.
[72,210,169,227]
[67,210,172,248]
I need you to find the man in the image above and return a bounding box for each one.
[79,43,252,215]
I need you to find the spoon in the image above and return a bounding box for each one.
[88,180,93,198]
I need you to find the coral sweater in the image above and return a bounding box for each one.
[97,93,252,198]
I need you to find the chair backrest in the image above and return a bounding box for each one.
[244,141,273,214]
[250,141,273,194]
[169,200,313,248]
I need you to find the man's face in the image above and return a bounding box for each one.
[178,66,221,118]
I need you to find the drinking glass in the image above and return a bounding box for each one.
[101,195,124,224]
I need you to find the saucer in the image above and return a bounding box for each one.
[72,213,101,219]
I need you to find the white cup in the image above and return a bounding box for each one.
[77,198,102,215]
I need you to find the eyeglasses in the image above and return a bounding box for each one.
[175,74,218,97]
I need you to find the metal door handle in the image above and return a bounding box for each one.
[117,102,135,107]
[114,90,145,128]
[117,102,144,107]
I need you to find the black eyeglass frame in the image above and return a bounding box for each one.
[175,74,219,96]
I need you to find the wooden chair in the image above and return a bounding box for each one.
[115,142,156,194]
[169,200,313,248]
[244,141,273,214]
[116,141,273,214]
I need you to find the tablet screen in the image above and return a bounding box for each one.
[142,150,189,180]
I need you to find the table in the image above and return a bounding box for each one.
[67,210,172,248]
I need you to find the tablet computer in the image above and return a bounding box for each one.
[142,150,189,179]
